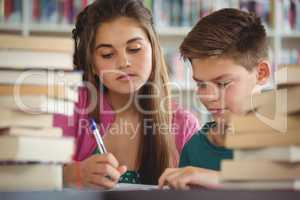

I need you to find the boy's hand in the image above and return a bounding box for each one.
[63,153,127,189]
[158,167,221,190]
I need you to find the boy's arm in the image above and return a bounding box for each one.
[158,167,220,190]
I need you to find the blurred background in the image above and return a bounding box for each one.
[0,0,299,122]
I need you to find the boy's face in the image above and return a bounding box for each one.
[191,57,265,120]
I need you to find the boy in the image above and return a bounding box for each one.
[158,8,271,190]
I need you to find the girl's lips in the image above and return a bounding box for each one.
[208,108,227,114]
[116,74,136,81]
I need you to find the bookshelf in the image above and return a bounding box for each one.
[0,0,299,90]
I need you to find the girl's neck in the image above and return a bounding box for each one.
[106,90,138,117]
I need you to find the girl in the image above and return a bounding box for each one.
[54,0,200,189]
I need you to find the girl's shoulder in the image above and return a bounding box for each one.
[171,102,201,153]
[53,87,92,135]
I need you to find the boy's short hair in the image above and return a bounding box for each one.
[180,8,268,71]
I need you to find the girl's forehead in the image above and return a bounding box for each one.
[95,17,148,44]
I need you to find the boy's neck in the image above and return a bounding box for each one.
[206,122,228,147]
[207,132,226,147]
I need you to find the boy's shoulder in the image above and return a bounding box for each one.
[179,122,233,170]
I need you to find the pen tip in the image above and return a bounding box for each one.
[90,119,97,130]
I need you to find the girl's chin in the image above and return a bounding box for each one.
[108,85,144,94]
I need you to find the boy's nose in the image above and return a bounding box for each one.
[197,86,220,102]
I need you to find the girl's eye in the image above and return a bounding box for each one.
[128,48,141,53]
[102,53,114,59]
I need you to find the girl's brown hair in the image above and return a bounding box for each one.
[72,0,175,184]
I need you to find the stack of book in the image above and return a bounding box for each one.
[0,34,82,191]
[221,65,300,190]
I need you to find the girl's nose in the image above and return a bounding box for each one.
[117,52,130,69]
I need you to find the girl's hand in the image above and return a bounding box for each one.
[158,167,221,190]
[63,153,127,189]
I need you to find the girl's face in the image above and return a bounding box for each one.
[93,17,153,94]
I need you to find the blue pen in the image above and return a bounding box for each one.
[90,119,107,154]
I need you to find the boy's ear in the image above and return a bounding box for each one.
[255,59,271,85]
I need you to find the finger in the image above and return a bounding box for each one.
[164,171,183,190]
[117,165,127,175]
[92,163,121,181]
[179,171,220,189]
[89,174,117,189]
[158,168,178,189]
[94,153,119,168]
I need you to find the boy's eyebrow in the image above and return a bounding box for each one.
[95,37,143,50]
[193,74,234,82]
[213,74,234,81]
[192,76,203,82]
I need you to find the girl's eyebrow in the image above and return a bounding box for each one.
[127,37,143,44]
[95,37,143,50]
[95,43,112,50]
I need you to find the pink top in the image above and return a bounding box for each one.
[53,87,200,162]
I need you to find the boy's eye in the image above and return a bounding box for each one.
[197,82,208,89]
[102,53,114,59]
[217,80,232,88]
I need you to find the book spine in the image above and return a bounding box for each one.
[31,0,40,23]
[10,0,21,23]
[153,0,162,26]
[282,0,291,32]
[39,0,46,22]
[74,0,80,16]
[57,0,64,24]
[296,0,300,30]
[190,0,200,24]
[4,0,12,21]
[288,0,296,30]
[44,0,58,24]
[61,0,74,24]
[170,0,182,26]
[0,0,4,22]
[281,49,300,64]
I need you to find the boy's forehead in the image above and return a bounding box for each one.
[191,57,245,81]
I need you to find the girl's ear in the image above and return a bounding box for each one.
[255,59,271,85]
[91,59,98,75]
[92,66,98,75]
